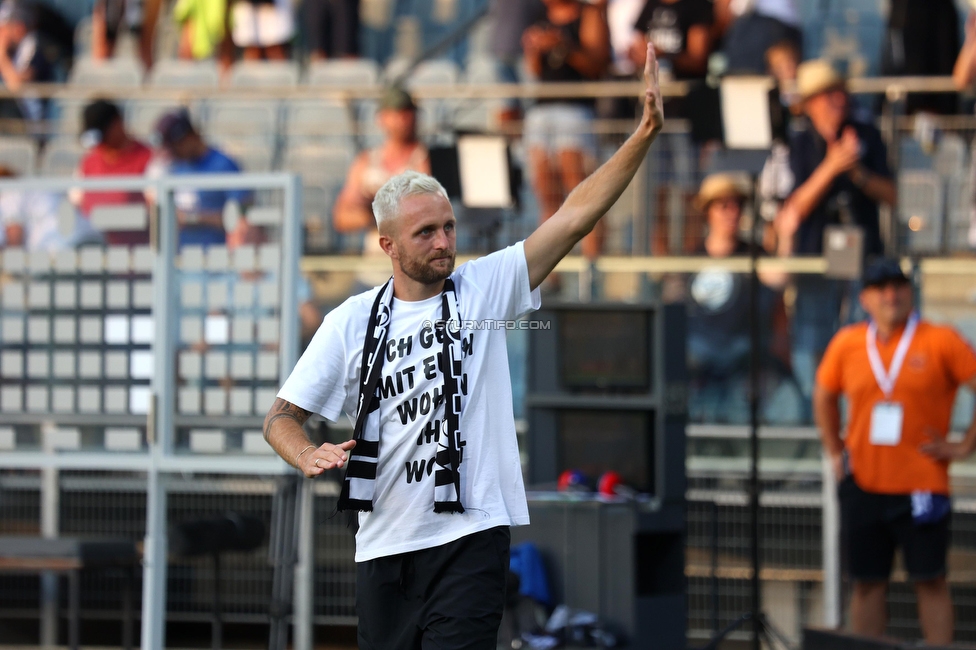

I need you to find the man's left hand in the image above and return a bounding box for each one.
[920,429,976,461]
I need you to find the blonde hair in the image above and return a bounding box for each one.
[372,171,449,231]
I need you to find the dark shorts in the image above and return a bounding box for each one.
[356,526,510,650]
[304,0,360,57]
[839,476,950,582]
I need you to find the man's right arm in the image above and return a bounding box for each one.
[263,397,356,478]
[813,383,844,480]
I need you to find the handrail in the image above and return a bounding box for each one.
[0,74,965,102]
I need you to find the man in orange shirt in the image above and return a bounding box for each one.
[814,259,976,645]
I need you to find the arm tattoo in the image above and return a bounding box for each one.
[263,398,312,439]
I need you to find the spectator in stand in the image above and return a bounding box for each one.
[488,0,545,120]
[629,0,712,81]
[686,173,788,422]
[172,0,233,78]
[333,87,430,289]
[92,0,163,69]
[334,86,430,245]
[523,0,610,262]
[0,165,91,251]
[815,259,976,646]
[883,0,959,117]
[0,2,54,122]
[155,110,252,249]
[714,0,801,74]
[76,99,154,246]
[778,60,896,420]
[229,0,294,61]
[303,0,359,60]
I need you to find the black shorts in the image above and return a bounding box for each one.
[839,476,950,582]
[356,526,510,650]
[304,0,360,57]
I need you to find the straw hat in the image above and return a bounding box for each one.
[796,59,846,103]
[696,173,750,210]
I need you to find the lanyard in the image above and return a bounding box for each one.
[866,313,918,399]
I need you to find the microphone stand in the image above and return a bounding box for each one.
[699,175,794,650]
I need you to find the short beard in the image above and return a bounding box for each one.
[401,252,455,285]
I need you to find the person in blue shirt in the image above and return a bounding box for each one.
[155,110,253,248]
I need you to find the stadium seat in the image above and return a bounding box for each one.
[282,99,356,143]
[306,59,380,87]
[202,100,280,149]
[898,170,945,253]
[149,60,220,89]
[898,136,933,171]
[945,172,973,252]
[933,133,968,179]
[281,144,355,250]
[0,137,38,176]
[405,59,461,87]
[281,144,353,185]
[39,138,84,177]
[54,99,88,136]
[68,57,144,88]
[379,56,407,83]
[465,56,500,84]
[210,137,275,173]
[228,61,300,88]
[456,56,506,131]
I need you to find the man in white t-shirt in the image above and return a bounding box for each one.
[263,44,664,650]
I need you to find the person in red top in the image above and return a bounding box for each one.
[76,99,153,245]
[815,259,976,645]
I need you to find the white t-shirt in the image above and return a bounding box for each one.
[278,241,541,562]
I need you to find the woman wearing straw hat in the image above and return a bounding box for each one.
[686,173,790,422]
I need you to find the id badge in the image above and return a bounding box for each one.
[869,402,903,446]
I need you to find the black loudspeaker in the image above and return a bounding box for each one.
[170,512,265,557]
[525,302,687,506]
[802,628,970,650]
[519,302,688,648]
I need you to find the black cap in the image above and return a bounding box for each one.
[82,100,122,138]
[862,258,909,288]
[155,109,195,148]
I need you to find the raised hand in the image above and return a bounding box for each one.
[642,43,664,137]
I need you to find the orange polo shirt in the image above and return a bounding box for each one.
[816,320,976,495]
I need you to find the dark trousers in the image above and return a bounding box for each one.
[356,526,510,650]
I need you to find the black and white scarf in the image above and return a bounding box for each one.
[337,277,466,513]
